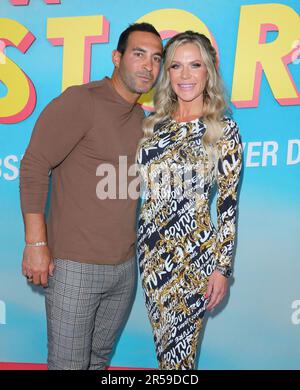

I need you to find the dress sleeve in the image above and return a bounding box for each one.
[215,118,243,270]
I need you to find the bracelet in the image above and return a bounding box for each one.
[215,264,232,278]
[26,241,48,247]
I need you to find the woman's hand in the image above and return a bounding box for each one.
[205,270,228,311]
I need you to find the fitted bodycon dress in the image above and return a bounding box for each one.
[137,117,243,369]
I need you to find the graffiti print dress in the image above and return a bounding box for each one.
[137,117,243,369]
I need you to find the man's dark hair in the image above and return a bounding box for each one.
[117,23,161,55]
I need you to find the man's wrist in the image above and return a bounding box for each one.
[26,241,48,247]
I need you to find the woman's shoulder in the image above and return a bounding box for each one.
[220,116,241,141]
[152,118,171,133]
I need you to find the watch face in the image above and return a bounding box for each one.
[225,268,232,277]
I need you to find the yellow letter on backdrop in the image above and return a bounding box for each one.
[232,4,300,107]
[47,15,109,92]
[0,18,36,124]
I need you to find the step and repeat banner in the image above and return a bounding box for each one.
[0,0,299,369]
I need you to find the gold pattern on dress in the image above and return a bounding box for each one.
[137,118,243,369]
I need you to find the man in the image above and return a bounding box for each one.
[20,23,162,370]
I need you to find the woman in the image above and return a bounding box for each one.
[137,31,243,370]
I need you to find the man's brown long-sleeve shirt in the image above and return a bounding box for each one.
[20,77,144,264]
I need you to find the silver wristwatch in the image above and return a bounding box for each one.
[215,264,232,278]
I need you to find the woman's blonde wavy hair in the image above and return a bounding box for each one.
[141,31,229,162]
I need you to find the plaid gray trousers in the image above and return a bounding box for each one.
[44,256,136,370]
